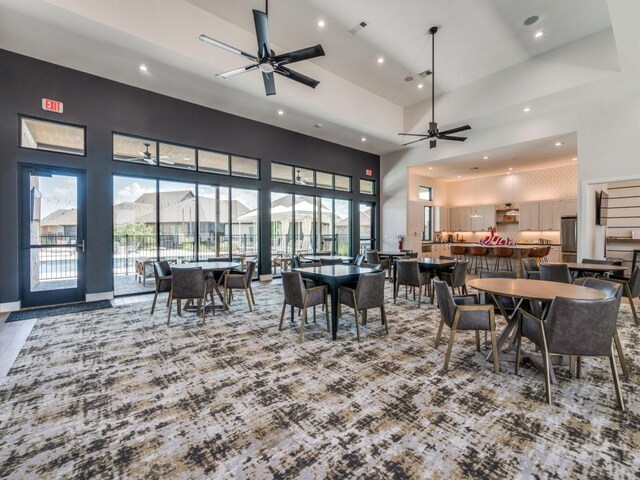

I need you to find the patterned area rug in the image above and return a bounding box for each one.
[0,282,638,479]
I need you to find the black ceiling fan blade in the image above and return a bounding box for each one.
[273,45,325,66]
[398,133,430,137]
[402,137,430,146]
[430,139,437,149]
[275,66,320,88]
[438,124,471,136]
[262,71,276,96]
[438,135,467,142]
[216,64,259,78]
[199,34,258,62]
[253,10,271,59]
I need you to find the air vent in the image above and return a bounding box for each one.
[418,69,432,77]
[349,20,368,35]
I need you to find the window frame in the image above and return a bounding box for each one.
[360,178,375,195]
[19,114,87,157]
[419,186,433,201]
[423,205,433,241]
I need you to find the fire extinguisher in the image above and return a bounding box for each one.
[398,235,404,250]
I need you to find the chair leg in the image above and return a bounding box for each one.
[609,351,626,411]
[325,294,330,333]
[177,299,182,316]
[613,328,629,379]
[151,290,159,314]
[393,281,398,304]
[244,286,253,312]
[541,344,553,405]
[624,285,639,326]
[443,327,457,371]
[362,309,368,326]
[381,305,388,334]
[201,295,207,325]
[434,318,445,348]
[299,305,308,342]
[249,286,256,305]
[167,293,173,325]
[313,305,317,323]
[489,317,499,374]
[166,294,171,307]
[352,292,360,342]
[475,331,481,352]
[279,301,287,331]
[514,320,522,375]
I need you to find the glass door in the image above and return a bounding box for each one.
[21,166,85,307]
[359,202,375,252]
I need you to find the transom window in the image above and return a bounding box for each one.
[20,116,85,156]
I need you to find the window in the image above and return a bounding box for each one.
[198,150,229,175]
[21,116,85,156]
[335,175,351,192]
[159,142,195,170]
[359,202,374,251]
[272,163,294,183]
[419,186,432,201]
[360,179,375,195]
[295,168,315,187]
[423,206,433,241]
[231,155,259,178]
[316,171,333,189]
[113,134,157,165]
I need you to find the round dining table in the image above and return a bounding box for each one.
[172,261,240,311]
[544,262,626,276]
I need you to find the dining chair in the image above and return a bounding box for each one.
[366,250,390,278]
[151,261,172,314]
[450,245,468,261]
[279,271,329,341]
[338,271,388,342]
[522,258,541,279]
[394,260,429,307]
[320,257,343,265]
[479,270,517,316]
[515,296,624,410]
[573,277,628,378]
[223,261,256,312]
[439,260,469,296]
[433,280,499,373]
[608,266,640,326]
[539,263,572,284]
[167,267,211,325]
[354,254,364,266]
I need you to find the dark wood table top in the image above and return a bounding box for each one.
[468,278,606,301]
[293,265,378,278]
[172,261,240,271]
[544,262,626,273]
[301,255,353,261]
[378,251,407,257]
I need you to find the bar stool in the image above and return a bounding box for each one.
[493,247,513,271]
[539,246,551,263]
[450,245,468,261]
[467,246,489,273]
[528,247,543,263]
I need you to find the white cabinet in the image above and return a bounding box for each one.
[562,199,577,216]
[469,205,495,231]
[547,246,562,262]
[519,202,540,231]
[483,205,496,230]
[434,206,449,232]
[450,207,471,232]
[539,201,563,231]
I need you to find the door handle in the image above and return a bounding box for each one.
[77,239,85,253]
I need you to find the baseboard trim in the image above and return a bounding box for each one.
[86,291,115,302]
[0,301,21,313]
[259,274,273,282]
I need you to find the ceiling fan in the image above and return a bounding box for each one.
[199,0,325,96]
[295,169,313,185]
[399,26,471,149]
[137,143,174,165]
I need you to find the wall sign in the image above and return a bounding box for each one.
[365,169,372,176]
[42,98,63,113]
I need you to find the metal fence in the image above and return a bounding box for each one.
[270,234,350,255]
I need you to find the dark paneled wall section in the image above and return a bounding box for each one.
[0,50,380,303]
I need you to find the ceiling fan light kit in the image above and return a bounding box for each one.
[199,0,325,96]
[399,26,471,148]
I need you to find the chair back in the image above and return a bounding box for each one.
[448,261,468,287]
[542,297,618,356]
[171,267,205,299]
[434,279,456,328]
[281,271,305,308]
[468,246,488,256]
[354,254,364,266]
[366,250,381,264]
[396,260,421,287]
[320,257,343,265]
[360,262,382,271]
[451,246,467,256]
[153,261,172,292]
[581,258,614,265]
[522,258,540,272]
[355,271,386,309]
[494,247,513,258]
[539,263,572,284]
[244,261,256,280]
[573,277,622,310]
[479,270,516,280]
[627,267,640,297]
[291,255,301,269]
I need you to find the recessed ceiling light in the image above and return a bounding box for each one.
[523,107,531,113]
[482,156,489,160]
[277,109,284,115]
[317,20,325,28]
[508,167,513,171]
[524,15,540,26]
[428,166,433,170]
[315,123,323,128]
[418,83,424,89]
[572,157,577,161]
[361,137,367,142]
[507,172,512,175]
[377,57,384,64]
[404,76,414,82]
[555,141,563,146]
[457,175,462,178]
[139,64,148,72]
[534,31,544,39]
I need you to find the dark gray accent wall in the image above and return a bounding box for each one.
[0,49,380,303]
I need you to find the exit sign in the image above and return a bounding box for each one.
[365,169,372,176]
[42,98,63,113]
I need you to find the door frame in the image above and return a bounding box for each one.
[20,164,87,307]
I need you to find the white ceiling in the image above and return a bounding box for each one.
[0,0,622,167]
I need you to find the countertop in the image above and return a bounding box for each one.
[424,242,561,247]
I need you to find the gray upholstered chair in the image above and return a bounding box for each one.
[515,296,624,410]
[338,271,388,342]
[573,277,628,378]
[394,260,429,307]
[433,280,499,373]
[522,258,540,279]
[366,250,390,278]
[279,271,329,341]
[608,267,640,326]
[360,262,382,270]
[167,267,211,325]
[479,270,517,316]
[223,261,256,312]
[439,260,469,295]
[354,254,364,266]
[151,261,172,314]
[582,258,615,265]
[539,263,572,284]
[320,257,343,265]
